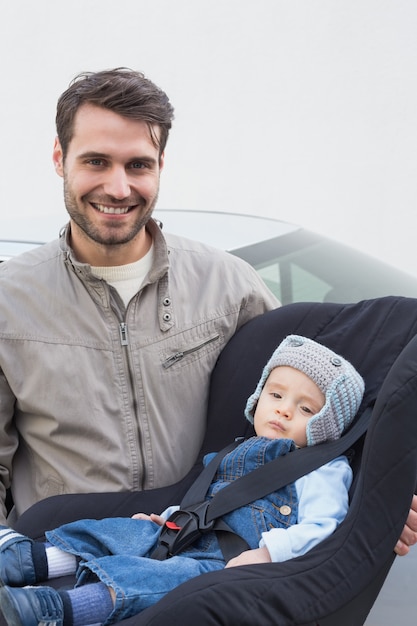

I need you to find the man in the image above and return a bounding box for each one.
[0,69,278,525]
[0,69,416,555]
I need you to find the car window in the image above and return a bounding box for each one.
[232,230,417,305]
[246,256,332,303]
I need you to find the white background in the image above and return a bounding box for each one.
[1,0,416,275]
[0,3,416,622]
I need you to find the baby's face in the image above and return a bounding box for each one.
[253,366,325,447]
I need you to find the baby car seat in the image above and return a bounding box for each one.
[11,296,417,626]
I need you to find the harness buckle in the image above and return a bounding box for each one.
[151,500,214,560]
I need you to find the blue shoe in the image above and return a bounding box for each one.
[0,526,37,586]
[0,584,63,626]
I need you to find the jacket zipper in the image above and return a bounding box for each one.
[118,320,146,488]
[119,322,129,345]
[163,333,220,369]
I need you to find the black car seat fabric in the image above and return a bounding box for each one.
[10,296,417,626]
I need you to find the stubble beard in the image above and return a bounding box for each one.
[63,179,159,247]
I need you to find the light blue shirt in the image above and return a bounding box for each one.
[260,455,352,562]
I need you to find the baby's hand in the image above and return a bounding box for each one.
[225,547,272,568]
[131,512,152,521]
[131,512,165,526]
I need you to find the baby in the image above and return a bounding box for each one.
[0,335,364,626]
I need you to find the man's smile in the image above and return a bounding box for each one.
[91,203,135,215]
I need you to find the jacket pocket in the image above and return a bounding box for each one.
[162,331,221,369]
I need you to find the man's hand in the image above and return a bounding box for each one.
[395,494,417,556]
[225,546,272,568]
[131,512,165,526]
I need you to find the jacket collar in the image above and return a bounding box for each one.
[59,217,170,284]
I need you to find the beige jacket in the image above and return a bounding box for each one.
[0,219,278,523]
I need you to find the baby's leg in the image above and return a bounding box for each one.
[0,581,113,626]
[77,552,225,622]
[0,526,76,586]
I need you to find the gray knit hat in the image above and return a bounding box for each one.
[244,335,365,446]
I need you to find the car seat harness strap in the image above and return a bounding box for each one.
[150,407,372,562]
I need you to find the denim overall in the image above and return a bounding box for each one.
[46,437,299,624]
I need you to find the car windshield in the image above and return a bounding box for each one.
[232,229,417,305]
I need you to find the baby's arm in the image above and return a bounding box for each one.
[225,546,272,567]
[227,457,351,567]
[261,456,352,562]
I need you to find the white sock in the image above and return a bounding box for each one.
[46,545,77,578]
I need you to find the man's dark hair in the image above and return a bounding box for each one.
[56,68,174,158]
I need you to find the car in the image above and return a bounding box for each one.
[2,209,417,306]
[1,209,416,624]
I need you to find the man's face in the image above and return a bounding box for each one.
[53,103,164,264]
